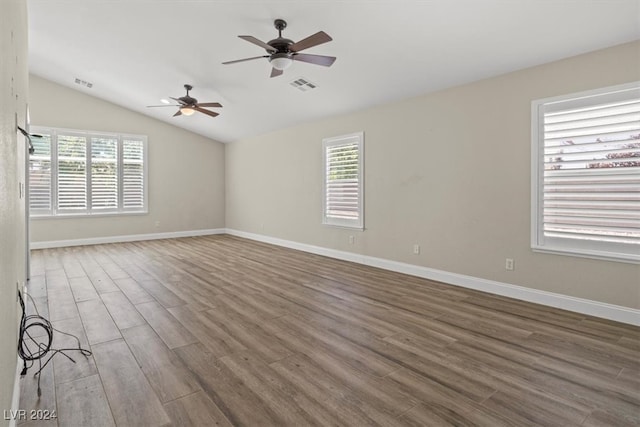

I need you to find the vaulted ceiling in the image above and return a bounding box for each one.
[28,0,640,143]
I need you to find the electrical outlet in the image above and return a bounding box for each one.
[154,221,160,228]
[348,235,355,244]
[505,258,515,271]
[413,244,420,255]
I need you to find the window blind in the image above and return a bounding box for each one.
[91,136,118,210]
[122,138,145,209]
[57,134,87,212]
[323,132,363,229]
[28,133,52,214]
[542,99,640,244]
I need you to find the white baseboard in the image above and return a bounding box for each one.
[225,228,640,326]
[27,227,639,325]
[9,357,21,427]
[30,228,226,249]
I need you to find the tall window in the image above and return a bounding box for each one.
[531,83,639,263]
[29,127,147,217]
[322,132,364,229]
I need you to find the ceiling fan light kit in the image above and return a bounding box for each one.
[270,53,293,70]
[223,18,336,78]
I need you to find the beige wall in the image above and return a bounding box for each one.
[226,41,640,310]
[29,75,225,243]
[0,0,28,422]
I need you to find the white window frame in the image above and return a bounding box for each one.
[531,82,640,264]
[322,132,364,229]
[29,126,148,218]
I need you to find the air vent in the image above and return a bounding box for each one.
[74,78,93,88]
[289,77,317,92]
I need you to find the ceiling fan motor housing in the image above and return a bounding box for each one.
[267,38,294,53]
[179,95,197,105]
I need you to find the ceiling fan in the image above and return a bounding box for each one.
[147,84,222,117]
[222,19,336,78]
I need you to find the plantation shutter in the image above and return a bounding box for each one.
[323,132,364,229]
[537,86,640,255]
[29,133,52,215]
[57,133,87,212]
[91,136,118,210]
[122,138,145,210]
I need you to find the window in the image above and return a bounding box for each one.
[531,82,640,263]
[322,132,364,229]
[29,127,147,217]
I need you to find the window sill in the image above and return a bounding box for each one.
[30,211,148,220]
[532,245,639,264]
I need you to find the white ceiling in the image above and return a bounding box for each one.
[28,0,640,143]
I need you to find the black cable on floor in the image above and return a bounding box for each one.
[17,290,92,397]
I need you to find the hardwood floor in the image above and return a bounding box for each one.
[17,235,639,426]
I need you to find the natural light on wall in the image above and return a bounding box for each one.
[531,82,640,263]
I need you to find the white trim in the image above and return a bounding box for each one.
[225,228,640,326]
[9,351,22,427]
[30,228,225,249]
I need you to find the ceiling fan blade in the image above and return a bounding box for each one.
[270,67,283,78]
[293,53,336,67]
[170,96,186,104]
[194,106,219,118]
[289,31,332,52]
[238,35,276,52]
[222,55,269,65]
[173,110,182,117]
[147,105,180,108]
[197,102,222,108]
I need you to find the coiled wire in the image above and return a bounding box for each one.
[18,290,92,396]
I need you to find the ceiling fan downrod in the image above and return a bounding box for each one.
[274,19,287,38]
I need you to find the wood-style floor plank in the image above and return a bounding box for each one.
[113,277,154,305]
[100,291,146,330]
[68,276,100,302]
[76,298,121,345]
[55,374,115,427]
[121,324,201,403]
[92,339,170,427]
[22,235,640,427]
[174,342,283,426]
[135,301,198,349]
[162,391,232,427]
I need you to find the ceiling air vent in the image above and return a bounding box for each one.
[289,77,317,92]
[74,78,93,88]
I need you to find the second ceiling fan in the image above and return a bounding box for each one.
[147,84,222,118]
[223,19,336,78]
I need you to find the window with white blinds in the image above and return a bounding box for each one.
[322,132,364,229]
[91,136,118,210]
[29,134,53,214]
[28,127,147,217]
[532,83,640,263]
[122,138,145,210]
[57,133,87,212]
